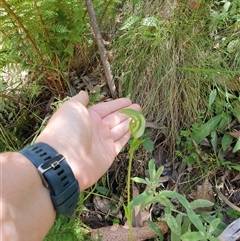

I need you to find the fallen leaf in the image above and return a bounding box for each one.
[190,179,215,211]
[231,172,240,182]
[228,131,240,139]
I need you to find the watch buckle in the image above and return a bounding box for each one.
[37,154,64,187]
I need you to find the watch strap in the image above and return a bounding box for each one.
[19,142,80,216]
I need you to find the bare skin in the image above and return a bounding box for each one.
[0,91,140,241]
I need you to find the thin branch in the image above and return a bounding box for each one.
[85,0,117,99]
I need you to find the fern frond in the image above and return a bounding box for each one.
[1,0,45,65]
[44,215,90,241]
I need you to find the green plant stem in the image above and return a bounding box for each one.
[127,138,138,241]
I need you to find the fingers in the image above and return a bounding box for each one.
[110,118,130,141]
[103,104,141,129]
[89,98,133,118]
[71,91,89,106]
[114,132,131,154]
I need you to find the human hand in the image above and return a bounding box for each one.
[36,91,140,190]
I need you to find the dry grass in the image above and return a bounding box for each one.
[112,0,240,154]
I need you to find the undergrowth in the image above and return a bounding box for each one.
[0,0,119,151]
[112,0,240,154]
[1,0,240,240]
[44,193,93,241]
[0,0,119,94]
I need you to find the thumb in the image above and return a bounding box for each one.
[71,91,89,106]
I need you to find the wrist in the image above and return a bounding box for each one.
[35,134,88,190]
[1,152,56,240]
[19,142,80,216]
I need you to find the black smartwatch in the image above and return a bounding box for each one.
[19,142,80,216]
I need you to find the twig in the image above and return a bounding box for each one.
[192,139,208,162]
[85,0,117,99]
[216,187,240,212]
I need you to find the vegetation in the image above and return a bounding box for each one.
[1,0,240,240]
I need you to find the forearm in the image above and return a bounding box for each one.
[0,152,56,241]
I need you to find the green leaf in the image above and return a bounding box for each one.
[147,220,164,240]
[141,32,157,40]
[201,212,226,236]
[140,195,175,210]
[208,218,220,234]
[164,207,181,235]
[96,185,109,195]
[154,166,164,184]
[208,89,217,108]
[190,199,214,210]
[181,231,206,241]
[221,133,233,151]
[233,138,240,153]
[148,159,156,182]
[210,131,218,153]
[160,191,205,232]
[143,138,154,152]
[223,1,231,12]
[113,217,120,226]
[131,177,151,185]
[227,39,239,53]
[208,236,220,241]
[170,214,182,241]
[218,114,232,130]
[193,115,222,144]
[119,15,140,30]
[131,138,145,151]
[156,195,176,209]
[141,17,160,28]
[130,191,152,212]
[181,217,191,234]
[132,0,141,5]
[231,165,240,171]
[123,203,129,219]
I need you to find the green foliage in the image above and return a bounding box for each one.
[44,192,92,241]
[0,0,120,95]
[0,74,45,152]
[113,0,240,156]
[176,87,240,170]
[211,0,240,36]
[131,160,226,241]
[226,209,240,220]
[0,0,88,71]
[44,215,91,241]
[119,15,161,40]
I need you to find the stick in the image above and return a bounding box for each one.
[85,0,117,99]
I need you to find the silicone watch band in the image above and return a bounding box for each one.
[19,142,80,216]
